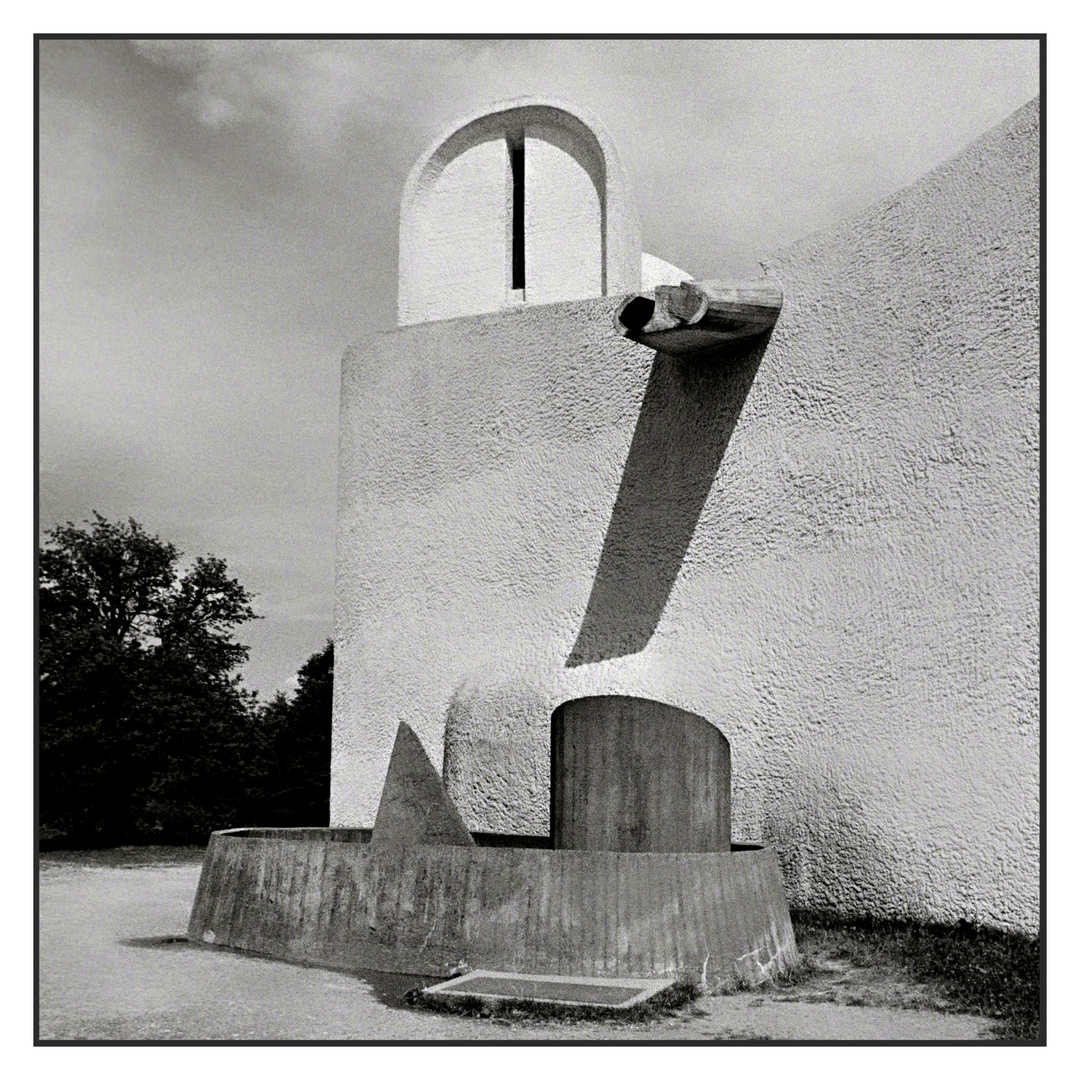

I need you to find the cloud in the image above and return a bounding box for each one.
[132,40,313,132]
[128,40,490,151]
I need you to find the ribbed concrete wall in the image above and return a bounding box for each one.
[551,696,732,853]
[334,98,1039,934]
[189,830,796,985]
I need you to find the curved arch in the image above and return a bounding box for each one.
[398,98,641,326]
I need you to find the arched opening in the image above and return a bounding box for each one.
[398,99,641,326]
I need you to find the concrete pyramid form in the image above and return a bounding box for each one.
[370,722,475,847]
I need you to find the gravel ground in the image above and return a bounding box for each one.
[37,851,994,1042]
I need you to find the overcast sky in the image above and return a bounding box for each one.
[38,38,1039,698]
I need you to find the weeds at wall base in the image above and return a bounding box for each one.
[789,908,1041,1041]
[401,915,1040,1041]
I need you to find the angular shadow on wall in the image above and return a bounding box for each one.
[566,334,771,667]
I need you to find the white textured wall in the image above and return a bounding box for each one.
[398,98,641,326]
[398,135,509,326]
[641,252,692,290]
[524,126,602,303]
[336,99,1039,933]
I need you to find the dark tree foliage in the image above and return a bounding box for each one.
[40,514,336,848]
[39,514,261,847]
[252,641,333,827]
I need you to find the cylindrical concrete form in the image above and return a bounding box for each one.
[550,696,731,853]
[187,829,797,988]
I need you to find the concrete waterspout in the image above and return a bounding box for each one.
[615,278,783,356]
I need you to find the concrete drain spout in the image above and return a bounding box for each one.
[615,278,783,357]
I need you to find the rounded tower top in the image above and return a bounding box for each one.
[398,97,642,326]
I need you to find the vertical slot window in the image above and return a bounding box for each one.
[511,139,525,290]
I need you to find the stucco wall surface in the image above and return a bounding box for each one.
[334,99,1039,933]
[398,98,641,326]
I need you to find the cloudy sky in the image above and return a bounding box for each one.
[38,38,1040,697]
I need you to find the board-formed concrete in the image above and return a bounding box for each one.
[187,829,797,985]
[551,696,731,853]
[335,98,1039,934]
[39,854,996,1041]
[369,723,474,847]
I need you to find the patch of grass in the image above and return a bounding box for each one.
[403,974,702,1026]
[770,955,817,988]
[791,909,1041,1041]
[712,1029,773,1041]
[39,845,207,868]
[716,954,815,996]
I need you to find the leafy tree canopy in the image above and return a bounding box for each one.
[254,640,333,827]
[39,513,335,849]
[39,513,262,847]
[40,512,256,683]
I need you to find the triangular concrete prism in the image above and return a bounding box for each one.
[370,723,475,847]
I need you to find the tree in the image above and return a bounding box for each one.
[253,641,333,827]
[39,513,260,846]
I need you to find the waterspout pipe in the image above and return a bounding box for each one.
[615,279,783,357]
